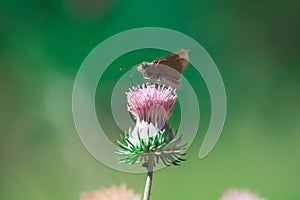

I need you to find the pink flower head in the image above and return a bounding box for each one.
[126,84,177,130]
[80,184,140,200]
[221,189,266,200]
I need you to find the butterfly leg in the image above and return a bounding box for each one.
[130,74,135,86]
[154,79,162,87]
[155,58,166,65]
[143,76,151,86]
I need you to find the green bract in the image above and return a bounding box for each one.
[117,129,187,166]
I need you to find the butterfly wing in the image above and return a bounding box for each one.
[152,49,189,74]
[151,49,189,88]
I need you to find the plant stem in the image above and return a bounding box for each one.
[143,153,154,200]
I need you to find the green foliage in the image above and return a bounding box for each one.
[117,130,187,166]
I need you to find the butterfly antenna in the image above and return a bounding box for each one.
[119,65,137,86]
[120,65,136,71]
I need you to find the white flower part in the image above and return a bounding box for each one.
[146,104,168,130]
[129,121,161,146]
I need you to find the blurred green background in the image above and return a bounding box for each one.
[1,0,300,199]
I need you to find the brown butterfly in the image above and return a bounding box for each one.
[135,49,189,88]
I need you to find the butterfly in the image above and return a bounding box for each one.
[134,49,189,88]
[136,49,189,88]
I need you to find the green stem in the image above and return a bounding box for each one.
[143,153,154,200]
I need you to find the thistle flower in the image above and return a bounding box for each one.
[80,184,141,200]
[221,189,266,200]
[126,84,177,140]
[127,84,177,122]
[118,84,186,166]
